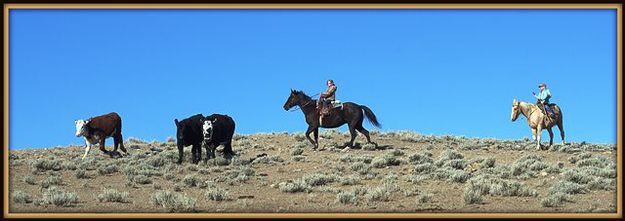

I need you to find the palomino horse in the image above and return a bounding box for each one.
[283,90,381,149]
[511,99,565,150]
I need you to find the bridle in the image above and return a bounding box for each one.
[288,93,319,112]
[514,102,536,119]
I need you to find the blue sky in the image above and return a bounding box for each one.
[9,9,617,149]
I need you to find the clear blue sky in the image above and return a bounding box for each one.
[9,9,617,149]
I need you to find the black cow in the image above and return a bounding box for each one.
[201,114,236,160]
[174,114,205,164]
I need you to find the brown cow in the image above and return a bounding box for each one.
[75,112,127,159]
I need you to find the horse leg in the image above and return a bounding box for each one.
[346,125,357,148]
[531,128,537,141]
[547,128,554,147]
[536,125,543,150]
[356,125,374,145]
[305,126,317,149]
[557,120,565,145]
[313,128,319,149]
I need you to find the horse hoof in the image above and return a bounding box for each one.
[341,147,351,152]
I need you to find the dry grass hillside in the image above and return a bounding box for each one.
[8,131,618,213]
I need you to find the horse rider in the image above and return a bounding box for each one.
[317,79,337,118]
[533,83,555,118]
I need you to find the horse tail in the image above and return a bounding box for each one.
[360,105,382,128]
[557,105,564,126]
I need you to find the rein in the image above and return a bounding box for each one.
[518,102,536,119]
[289,93,319,112]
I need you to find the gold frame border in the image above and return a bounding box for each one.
[2,3,622,219]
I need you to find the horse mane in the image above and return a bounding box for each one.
[519,101,537,108]
[293,90,312,100]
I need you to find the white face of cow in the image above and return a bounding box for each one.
[75,120,89,137]
[202,120,214,141]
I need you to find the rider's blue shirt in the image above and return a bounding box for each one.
[534,89,551,103]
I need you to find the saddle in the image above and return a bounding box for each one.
[331,100,343,109]
[320,100,343,116]
[319,100,345,126]
[538,103,559,120]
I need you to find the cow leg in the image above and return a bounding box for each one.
[197,143,203,163]
[117,133,127,153]
[210,144,216,159]
[99,139,110,155]
[191,144,197,164]
[192,144,200,164]
[305,126,317,149]
[82,140,92,159]
[224,142,234,159]
[190,145,197,164]
[204,143,215,161]
[177,145,184,164]
[113,136,120,153]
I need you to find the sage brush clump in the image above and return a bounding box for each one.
[183,174,204,187]
[371,154,401,168]
[97,189,131,203]
[541,192,572,207]
[278,179,311,193]
[41,175,62,188]
[302,173,340,186]
[97,163,119,175]
[463,175,537,204]
[39,187,79,207]
[409,152,434,165]
[131,175,153,184]
[23,175,37,185]
[31,158,62,172]
[337,191,358,204]
[511,154,560,179]
[205,186,228,201]
[12,191,33,203]
[152,191,197,212]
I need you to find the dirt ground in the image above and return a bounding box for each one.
[7,131,618,215]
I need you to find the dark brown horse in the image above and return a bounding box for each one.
[283,90,381,149]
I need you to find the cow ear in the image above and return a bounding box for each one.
[174,119,179,127]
